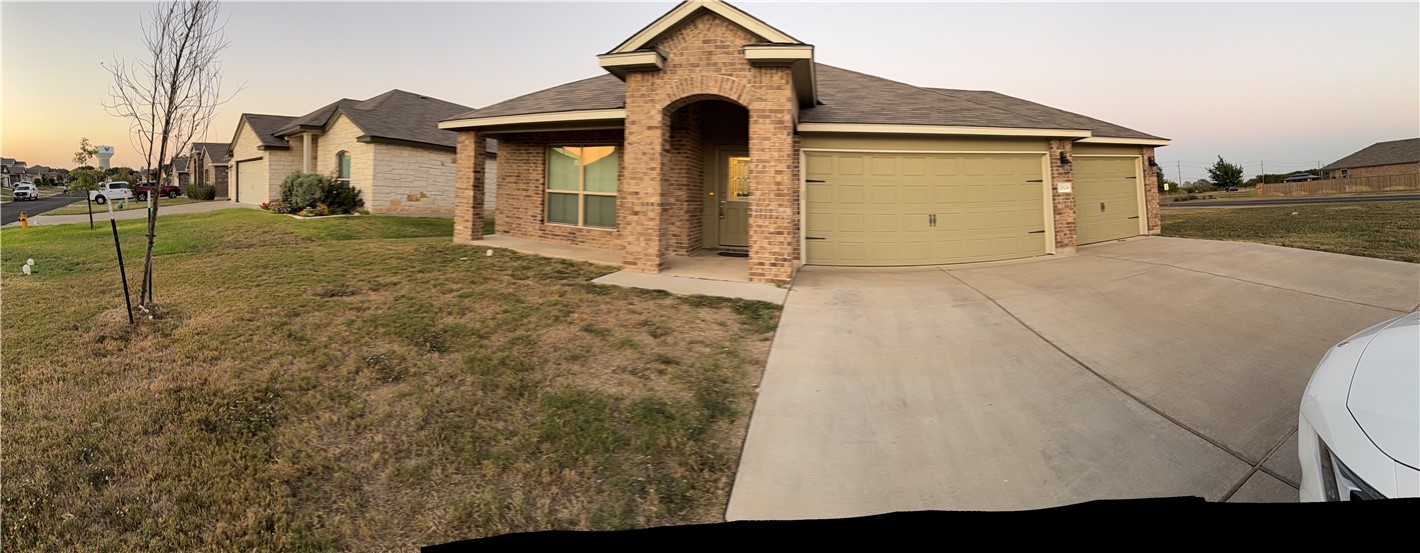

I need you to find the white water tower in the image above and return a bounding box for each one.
[96,145,115,169]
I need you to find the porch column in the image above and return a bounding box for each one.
[1141,146,1161,234]
[620,76,670,273]
[1049,139,1077,253]
[453,131,487,244]
[302,133,313,173]
[746,75,799,285]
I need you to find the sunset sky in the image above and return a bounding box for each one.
[3,1,1417,181]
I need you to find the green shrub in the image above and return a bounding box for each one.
[185,183,216,200]
[322,179,364,214]
[280,172,327,211]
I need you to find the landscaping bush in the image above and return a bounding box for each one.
[280,172,327,211]
[321,179,364,214]
[276,172,364,216]
[186,183,216,200]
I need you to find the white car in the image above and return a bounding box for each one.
[90,181,135,205]
[1299,312,1419,501]
[11,183,39,201]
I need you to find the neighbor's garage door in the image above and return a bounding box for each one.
[805,152,1048,266]
[234,158,267,205]
[1074,157,1142,245]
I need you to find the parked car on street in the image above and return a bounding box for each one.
[134,181,181,200]
[1223,186,1240,192]
[89,181,135,205]
[11,182,39,201]
[1299,312,1419,501]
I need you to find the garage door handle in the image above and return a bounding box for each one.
[1026,179,1043,183]
[1100,202,1106,212]
[806,236,826,240]
[1028,230,1045,234]
[806,179,826,183]
[1127,216,1140,220]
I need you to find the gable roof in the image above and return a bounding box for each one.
[237,113,298,150]
[171,156,189,173]
[193,142,232,166]
[443,63,1161,139]
[925,88,1164,140]
[274,89,474,150]
[1322,138,1420,171]
[608,0,801,54]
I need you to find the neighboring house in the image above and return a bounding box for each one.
[0,158,13,188]
[168,156,191,188]
[190,142,231,197]
[1321,138,1420,179]
[226,89,495,215]
[439,0,1169,284]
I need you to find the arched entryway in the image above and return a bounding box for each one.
[664,98,750,256]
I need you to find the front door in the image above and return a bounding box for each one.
[718,153,750,248]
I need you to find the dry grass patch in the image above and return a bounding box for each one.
[2,210,779,550]
[1161,201,1420,263]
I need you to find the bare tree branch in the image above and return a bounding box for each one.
[101,0,237,313]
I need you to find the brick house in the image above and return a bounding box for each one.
[226,89,496,215]
[441,0,1168,284]
[1321,138,1420,179]
[191,142,231,198]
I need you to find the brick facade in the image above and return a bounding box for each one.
[1327,162,1420,179]
[666,103,705,256]
[1049,139,1076,252]
[1141,146,1161,234]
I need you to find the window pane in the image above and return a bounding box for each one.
[584,195,616,228]
[339,153,351,179]
[583,147,618,193]
[727,156,750,199]
[548,147,580,191]
[547,192,578,224]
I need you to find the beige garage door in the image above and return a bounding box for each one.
[234,158,267,205]
[805,152,1048,266]
[1074,157,1142,245]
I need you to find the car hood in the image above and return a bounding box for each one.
[1347,312,1420,469]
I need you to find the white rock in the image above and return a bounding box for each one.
[485,250,493,257]
[26,258,35,266]
[22,265,31,276]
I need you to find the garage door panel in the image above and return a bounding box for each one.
[1075,157,1141,245]
[806,152,1048,266]
[235,158,267,205]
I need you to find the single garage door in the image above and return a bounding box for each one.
[234,158,267,205]
[805,152,1048,266]
[1074,157,1142,245]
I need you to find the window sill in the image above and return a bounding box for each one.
[544,222,618,232]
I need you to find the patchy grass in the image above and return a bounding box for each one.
[1161,201,1420,263]
[1,208,779,550]
[44,196,206,216]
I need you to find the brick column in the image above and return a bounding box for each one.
[747,68,798,285]
[620,73,669,273]
[453,131,486,244]
[1141,146,1161,234]
[1049,139,1077,253]
[666,103,704,256]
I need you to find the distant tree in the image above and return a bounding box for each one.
[69,166,105,193]
[1206,156,1244,189]
[73,137,99,167]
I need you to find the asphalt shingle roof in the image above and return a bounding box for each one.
[443,63,1158,138]
[240,114,298,149]
[193,142,232,165]
[925,88,1163,140]
[1322,138,1420,171]
[276,90,474,150]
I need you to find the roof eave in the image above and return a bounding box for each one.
[797,122,1092,139]
[1075,136,1171,146]
[439,109,628,131]
[608,0,801,55]
[357,135,457,153]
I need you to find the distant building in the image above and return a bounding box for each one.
[190,142,231,197]
[1321,138,1420,179]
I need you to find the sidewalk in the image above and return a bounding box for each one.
[5,200,257,227]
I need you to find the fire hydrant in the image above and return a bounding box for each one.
[18,212,28,229]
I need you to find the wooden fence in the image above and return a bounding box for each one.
[1258,173,1420,197]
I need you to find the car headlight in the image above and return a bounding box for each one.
[1319,438,1387,501]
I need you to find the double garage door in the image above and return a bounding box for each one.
[804,151,1142,266]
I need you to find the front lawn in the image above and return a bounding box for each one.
[1160,201,1420,263]
[44,196,205,216]
[1,209,779,550]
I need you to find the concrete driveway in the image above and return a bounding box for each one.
[727,237,1419,519]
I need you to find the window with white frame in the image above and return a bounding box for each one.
[336,151,351,183]
[546,145,618,228]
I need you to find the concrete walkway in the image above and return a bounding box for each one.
[6,200,257,227]
[481,234,788,304]
[728,237,1417,519]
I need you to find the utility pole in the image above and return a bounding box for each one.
[1260,160,1265,184]
[1176,161,1183,187]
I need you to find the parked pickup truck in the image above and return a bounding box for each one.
[11,183,39,201]
[134,181,181,200]
[90,181,135,205]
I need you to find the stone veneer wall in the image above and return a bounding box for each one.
[314,114,374,207]
[369,143,458,215]
[1141,146,1161,234]
[1049,139,1076,252]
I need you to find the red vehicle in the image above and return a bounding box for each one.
[134,181,182,200]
